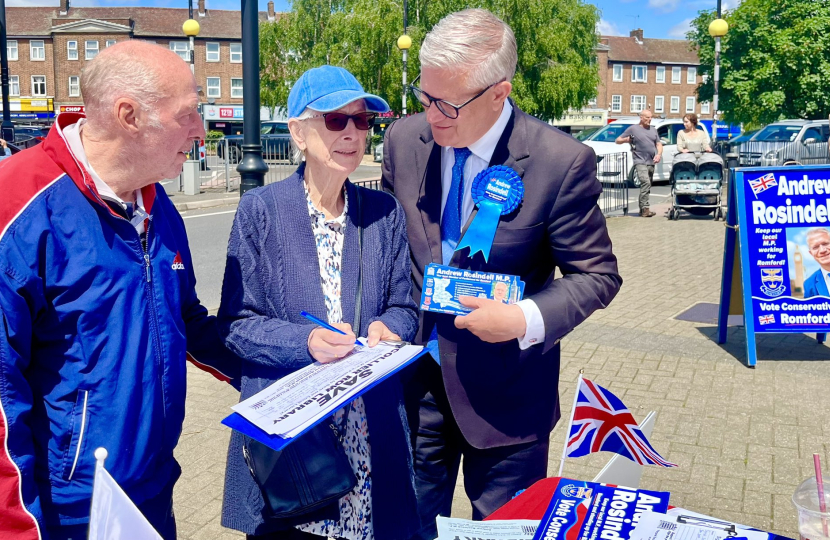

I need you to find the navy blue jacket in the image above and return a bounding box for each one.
[217,167,421,538]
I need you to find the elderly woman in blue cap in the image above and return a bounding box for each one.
[217,66,420,540]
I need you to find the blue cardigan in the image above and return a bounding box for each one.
[217,167,421,538]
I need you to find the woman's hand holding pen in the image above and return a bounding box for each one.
[308,322,357,363]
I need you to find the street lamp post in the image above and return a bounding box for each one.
[183,17,200,161]
[397,34,411,117]
[237,0,268,195]
[708,4,728,144]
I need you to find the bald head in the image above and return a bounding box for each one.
[80,41,195,129]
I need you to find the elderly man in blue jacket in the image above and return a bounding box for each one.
[0,41,239,540]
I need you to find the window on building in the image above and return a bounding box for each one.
[611,94,622,113]
[701,101,711,114]
[671,66,681,84]
[106,40,117,48]
[631,65,647,83]
[206,42,220,62]
[231,78,243,99]
[30,40,45,61]
[7,40,17,61]
[612,64,623,82]
[9,75,19,96]
[69,76,80,97]
[230,42,242,63]
[67,40,78,60]
[702,73,709,84]
[588,96,597,107]
[670,96,680,113]
[630,95,647,113]
[207,77,221,98]
[85,41,98,60]
[169,41,190,62]
[687,67,697,84]
[656,66,665,83]
[654,96,664,113]
[686,96,696,113]
[32,76,46,97]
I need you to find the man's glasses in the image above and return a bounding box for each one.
[308,112,378,131]
[408,75,498,119]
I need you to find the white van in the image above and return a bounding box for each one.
[584,117,711,186]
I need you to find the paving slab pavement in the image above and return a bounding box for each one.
[174,207,830,539]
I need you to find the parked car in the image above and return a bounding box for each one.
[734,119,830,167]
[584,116,710,187]
[374,142,384,163]
[11,126,49,146]
[574,127,600,141]
[216,120,297,163]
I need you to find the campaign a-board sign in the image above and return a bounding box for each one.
[718,165,830,366]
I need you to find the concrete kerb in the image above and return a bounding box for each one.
[174,196,240,213]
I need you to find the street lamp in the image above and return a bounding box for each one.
[237,0,268,195]
[0,0,13,142]
[708,16,728,143]
[182,18,199,75]
[397,34,412,117]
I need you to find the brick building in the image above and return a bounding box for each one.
[596,29,711,122]
[5,0,278,132]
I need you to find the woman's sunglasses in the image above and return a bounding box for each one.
[308,112,378,132]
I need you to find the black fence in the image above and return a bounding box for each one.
[596,152,629,216]
[352,178,383,191]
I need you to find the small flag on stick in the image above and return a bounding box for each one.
[558,374,676,476]
[88,447,163,540]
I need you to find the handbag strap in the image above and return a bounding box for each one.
[353,186,363,334]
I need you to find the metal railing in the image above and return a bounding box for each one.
[199,136,300,192]
[713,139,830,167]
[596,152,629,216]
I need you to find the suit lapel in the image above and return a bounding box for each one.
[453,105,530,268]
[416,126,444,265]
[819,271,830,297]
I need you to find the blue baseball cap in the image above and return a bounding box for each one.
[288,65,390,119]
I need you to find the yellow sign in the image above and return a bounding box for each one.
[0,98,55,112]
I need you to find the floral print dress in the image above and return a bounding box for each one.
[296,182,374,540]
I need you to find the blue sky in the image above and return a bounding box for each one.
[7,0,737,41]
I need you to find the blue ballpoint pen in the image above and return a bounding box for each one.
[300,311,363,346]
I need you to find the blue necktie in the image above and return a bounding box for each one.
[429,147,472,363]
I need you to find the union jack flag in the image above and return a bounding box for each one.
[759,314,775,325]
[749,173,777,197]
[566,378,676,467]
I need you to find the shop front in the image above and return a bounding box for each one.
[203,104,273,135]
[0,98,56,125]
[552,109,608,136]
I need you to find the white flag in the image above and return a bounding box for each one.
[88,464,163,540]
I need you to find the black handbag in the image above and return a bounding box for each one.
[242,186,364,519]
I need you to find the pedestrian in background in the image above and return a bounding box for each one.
[616,109,662,217]
[0,41,240,540]
[382,9,621,537]
[677,113,712,153]
[218,65,420,540]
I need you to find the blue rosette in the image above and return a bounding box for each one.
[456,165,524,262]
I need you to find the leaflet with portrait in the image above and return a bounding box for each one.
[420,263,526,316]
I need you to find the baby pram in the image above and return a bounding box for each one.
[668,151,725,220]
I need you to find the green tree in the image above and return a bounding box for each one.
[259,0,600,121]
[689,0,830,126]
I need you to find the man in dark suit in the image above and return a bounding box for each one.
[381,8,622,536]
[804,228,830,298]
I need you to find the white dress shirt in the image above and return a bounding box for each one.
[823,269,830,295]
[63,119,147,234]
[440,100,545,349]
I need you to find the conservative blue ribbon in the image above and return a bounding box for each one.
[456,165,523,262]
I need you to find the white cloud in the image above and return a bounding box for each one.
[668,18,694,38]
[648,0,681,13]
[597,18,625,36]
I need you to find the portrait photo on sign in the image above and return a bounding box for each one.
[786,226,830,299]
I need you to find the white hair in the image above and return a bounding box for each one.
[807,228,830,244]
[420,8,517,90]
[289,107,316,164]
[80,45,165,129]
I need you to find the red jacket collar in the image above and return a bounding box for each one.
[42,113,156,216]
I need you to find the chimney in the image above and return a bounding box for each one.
[630,28,644,43]
[267,1,275,20]
[198,0,206,17]
[59,0,70,16]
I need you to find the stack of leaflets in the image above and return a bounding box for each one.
[225,341,424,444]
[531,478,670,540]
[420,263,526,316]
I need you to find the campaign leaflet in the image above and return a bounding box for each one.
[531,478,670,540]
[420,263,526,316]
[738,169,830,333]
